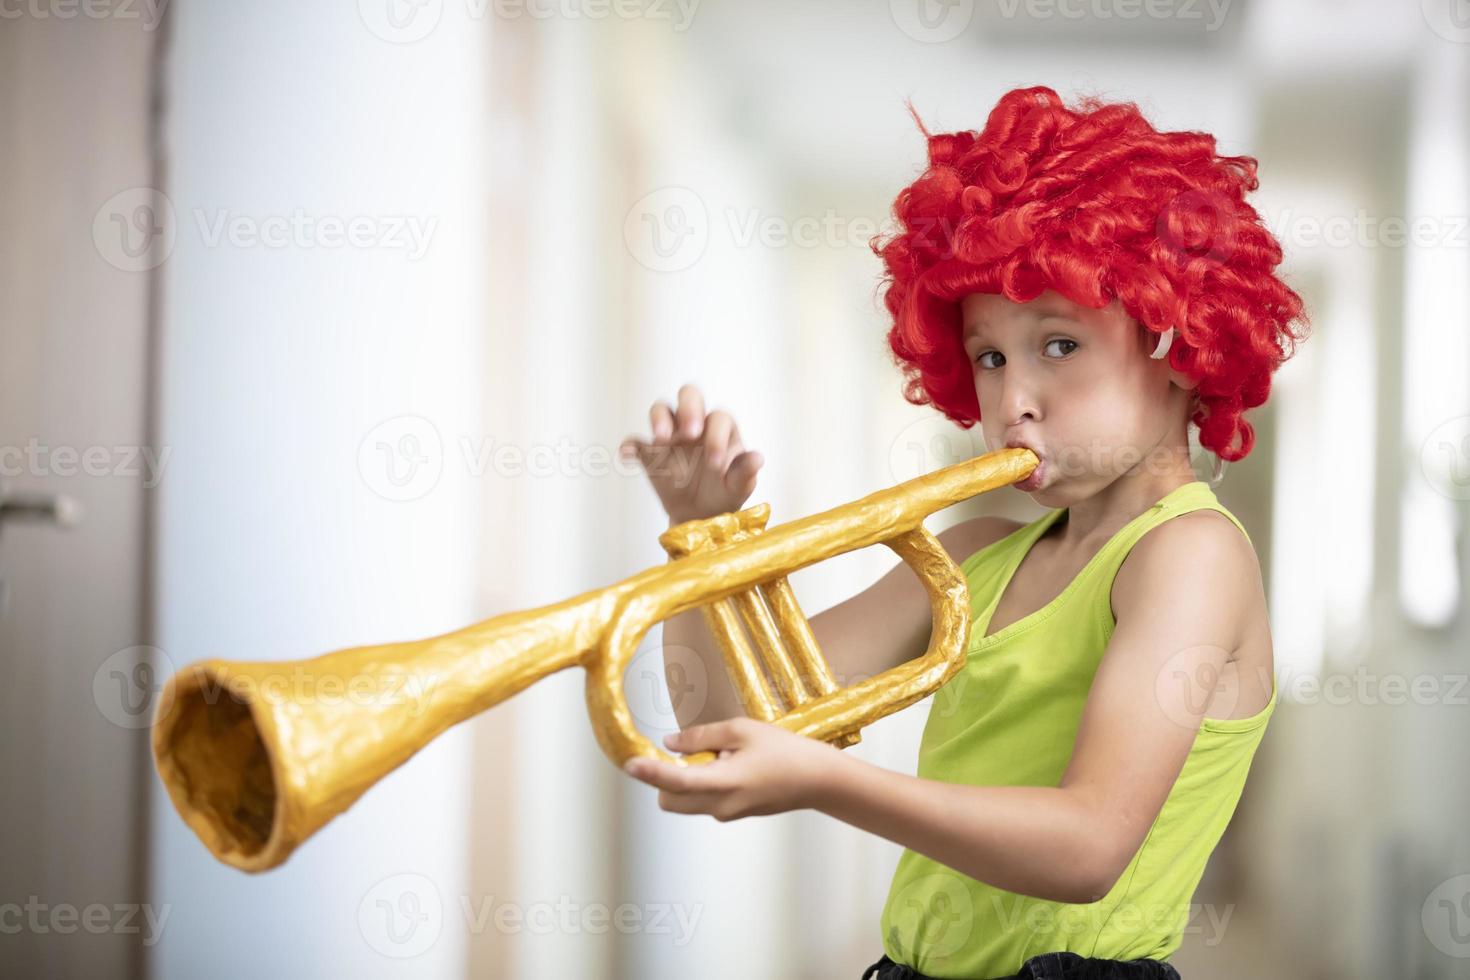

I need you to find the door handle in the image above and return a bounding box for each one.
[0,479,84,615]
[0,484,85,534]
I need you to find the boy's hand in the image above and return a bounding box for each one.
[619,383,764,526]
[622,717,844,820]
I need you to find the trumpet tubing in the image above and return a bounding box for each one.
[151,447,1038,871]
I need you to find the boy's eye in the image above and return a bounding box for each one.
[974,338,1077,368]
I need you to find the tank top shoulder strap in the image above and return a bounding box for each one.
[1083,480,1251,594]
[1036,481,1247,640]
[960,482,1249,627]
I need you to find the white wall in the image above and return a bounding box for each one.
[148,2,488,976]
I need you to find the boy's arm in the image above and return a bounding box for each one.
[809,515,1023,685]
[809,510,1257,904]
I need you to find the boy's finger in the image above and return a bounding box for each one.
[650,401,674,443]
[624,756,708,793]
[725,422,745,460]
[724,451,763,493]
[658,790,728,817]
[675,384,705,440]
[702,410,734,467]
[620,437,654,464]
[665,719,742,755]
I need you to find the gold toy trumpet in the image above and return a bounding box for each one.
[151,447,1038,872]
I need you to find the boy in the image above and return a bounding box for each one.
[619,85,1308,980]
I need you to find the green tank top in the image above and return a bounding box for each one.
[879,480,1277,978]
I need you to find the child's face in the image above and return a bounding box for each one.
[960,289,1195,504]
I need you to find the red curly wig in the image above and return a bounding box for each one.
[870,85,1310,463]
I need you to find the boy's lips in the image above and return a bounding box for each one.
[1004,438,1044,463]
[1014,459,1045,490]
[1004,439,1045,488]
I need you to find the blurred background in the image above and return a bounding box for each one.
[2,0,1468,977]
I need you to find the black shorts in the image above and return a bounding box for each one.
[861,950,1182,980]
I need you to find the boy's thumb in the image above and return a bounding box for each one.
[664,720,736,753]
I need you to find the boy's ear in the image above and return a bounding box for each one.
[1133,318,1201,406]
[1171,371,1202,410]
[1133,320,1199,395]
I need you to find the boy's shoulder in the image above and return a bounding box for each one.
[1114,506,1263,629]
[1125,506,1259,578]
[1152,506,1256,560]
